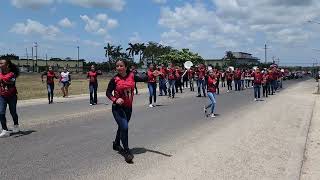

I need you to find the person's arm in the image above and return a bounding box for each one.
[106,78,117,103]
[68,74,71,82]
[2,72,16,85]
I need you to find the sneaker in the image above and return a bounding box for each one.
[113,142,123,152]
[0,130,10,138]
[254,98,257,101]
[123,149,134,163]
[149,104,153,108]
[227,90,230,93]
[197,95,202,97]
[210,114,216,118]
[12,125,20,133]
[90,103,93,106]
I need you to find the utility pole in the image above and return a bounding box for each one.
[272,56,275,64]
[46,53,48,67]
[32,47,34,72]
[35,42,38,72]
[264,44,267,64]
[77,46,80,73]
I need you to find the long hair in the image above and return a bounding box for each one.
[115,59,131,74]
[0,56,20,77]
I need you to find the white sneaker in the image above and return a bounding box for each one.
[12,125,20,133]
[210,114,216,118]
[149,104,153,108]
[227,90,230,93]
[90,104,93,106]
[0,130,10,138]
[254,98,257,101]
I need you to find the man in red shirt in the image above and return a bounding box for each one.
[252,68,263,101]
[167,63,176,98]
[159,64,168,96]
[234,68,242,91]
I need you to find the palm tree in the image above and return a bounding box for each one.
[126,43,138,61]
[104,43,114,62]
[136,43,146,64]
[113,45,123,59]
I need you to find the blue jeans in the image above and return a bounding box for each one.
[205,92,216,114]
[112,104,132,150]
[271,80,276,94]
[47,83,54,101]
[197,79,206,96]
[235,80,241,91]
[241,80,244,90]
[148,82,157,104]
[89,83,98,104]
[168,80,176,97]
[0,95,19,131]
[254,84,261,99]
[159,78,167,96]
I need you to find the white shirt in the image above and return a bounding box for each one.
[60,72,70,82]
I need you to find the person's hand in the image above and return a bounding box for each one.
[116,98,124,105]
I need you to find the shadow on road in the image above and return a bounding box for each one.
[130,147,172,157]
[11,130,36,138]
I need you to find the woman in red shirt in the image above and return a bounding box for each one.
[0,57,20,138]
[203,70,217,118]
[41,66,58,104]
[106,59,147,163]
[147,64,160,107]
[252,68,263,101]
[167,63,176,98]
[87,65,102,105]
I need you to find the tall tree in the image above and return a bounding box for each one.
[136,43,146,64]
[104,43,114,62]
[126,43,138,62]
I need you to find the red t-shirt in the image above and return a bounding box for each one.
[198,68,206,80]
[227,72,233,81]
[168,68,176,80]
[234,70,241,80]
[0,72,17,97]
[159,67,167,79]
[147,70,156,83]
[188,69,194,79]
[87,71,99,83]
[46,71,56,84]
[207,75,217,93]
[253,72,263,84]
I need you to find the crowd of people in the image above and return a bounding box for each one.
[0,56,285,163]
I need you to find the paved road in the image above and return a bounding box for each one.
[0,79,308,180]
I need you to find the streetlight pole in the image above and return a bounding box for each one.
[77,46,79,73]
[264,44,267,64]
[34,42,38,72]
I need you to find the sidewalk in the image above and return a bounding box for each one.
[126,79,317,180]
[300,92,320,179]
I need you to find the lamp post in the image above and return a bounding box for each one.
[77,46,79,73]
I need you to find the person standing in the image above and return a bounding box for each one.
[60,67,71,98]
[106,59,147,163]
[188,67,195,91]
[159,64,168,96]
[87,65,102,105]
[175,66,183,94]
[0,57,20,137]
[226,69,234,92]
[167,63,176,98]
[241,69,245,90]
[147,64,160,107]
[252,68,263,101]
[203,70,217,118]
[234,68,241,91]
[197,64,206,97]
[221,70,226,88]
[41,66,58,104]
[130,65,139,95]
[262,70,269,98]
[214,69,221,94]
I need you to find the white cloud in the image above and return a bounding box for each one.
[83,40,102,47]
[58,18,75,28]
[80,14,119,36]
[10,19,60,39]
[153,0,167,4]
[67,0,125,11]
[129,32,142,43]
[11,0,54,9]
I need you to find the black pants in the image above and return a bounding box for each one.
[175,80,182,93]
[183,77,188,88]
[227,80,233,90]
[134,82,138,95]
[47,83,54,102]
[112,104,132,150]
[0,95,19,131]
[216,81,220,94]
[89,83,98,104]
[221,79,226,87]
[263,84,269,97]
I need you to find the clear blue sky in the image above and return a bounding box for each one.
[1,0,320,66]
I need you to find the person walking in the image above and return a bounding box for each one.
[147,64,160,107]
[196,64,206,97]
[203,69,217,118]
[106,59,147,163]
[167,63,176,98]
[159,64,168,96]
[41,66,58,104]
[0,57,20,137]
[226,69,234,92]
[60,67,71,98]
[87,65,102,105]
[252,68,263,101]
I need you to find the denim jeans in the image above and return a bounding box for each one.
[89,82,98,104]
[205,92,216,114]
[112,104,132,151]
[168,79,176,97]
[197,79,206,96]
[47,83,54,101]
[241,80,245,90]
[0,95,19,131]
[159,78,167,96]
[271,80,276,94]
[148,82,157,104]
[254,84,261,99]
[235,80,241,91]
